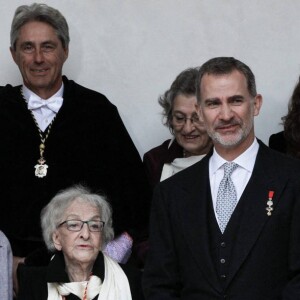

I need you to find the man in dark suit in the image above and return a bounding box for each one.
[143,57,300,299]
[1,3,150,295]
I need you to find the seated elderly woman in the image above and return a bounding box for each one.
[17,185,144,300]
[143,67,212,190]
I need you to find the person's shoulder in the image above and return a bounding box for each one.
[269,131,286,151]
[63,77,115,109]
[143,139,183,162]
[0,84,22,97]
[0,84,10,90]
[159,152,209,190]
[143,139,172,159]
[260,140,300,173]
[0,84,21,106]
[0,84,16,96]
[269,131,284,139]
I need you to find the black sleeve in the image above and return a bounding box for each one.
[142,184,181,299]
[121,263,145,300]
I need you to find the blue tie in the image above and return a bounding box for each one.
[216,162,238,233]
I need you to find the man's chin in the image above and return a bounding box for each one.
[212,134,242,148]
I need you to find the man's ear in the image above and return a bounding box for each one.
[253,94,263,116]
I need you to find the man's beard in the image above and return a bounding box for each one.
[207,117,253,148]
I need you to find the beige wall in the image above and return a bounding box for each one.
[1,0,299,156]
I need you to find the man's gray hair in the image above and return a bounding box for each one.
[10,3,70,50]
[196,57,257,103]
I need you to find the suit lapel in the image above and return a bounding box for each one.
[177,156,223,293]
[225,143,288,287]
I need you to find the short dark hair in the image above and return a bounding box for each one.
[196,57,257,103]
[10,3,70,50]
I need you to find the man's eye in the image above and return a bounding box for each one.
[231,98,243,105]
[22,45,34,53]
[206,101,219,108]
[42,44,55,52]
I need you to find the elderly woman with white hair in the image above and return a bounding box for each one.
[17,186,144,300]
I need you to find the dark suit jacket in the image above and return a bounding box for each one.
[17,251,144,300]
[0,77,150,257]
[143,141,300,299]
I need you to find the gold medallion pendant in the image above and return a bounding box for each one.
[34,157,48,178]
[21,88,56,178]
[34,143,49,178]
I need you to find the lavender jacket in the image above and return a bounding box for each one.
[0,231,13,300]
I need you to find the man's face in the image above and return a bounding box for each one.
[10,21,68,98]
[199,70,262,155]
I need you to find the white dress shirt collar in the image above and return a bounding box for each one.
[22,83,64,104]
[210,138,259,175]
[209,138,259,226]
[22,84,64,132]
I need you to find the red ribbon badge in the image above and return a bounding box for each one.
[266,191,274,216]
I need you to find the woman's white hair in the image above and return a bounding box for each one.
[41,185,114,252]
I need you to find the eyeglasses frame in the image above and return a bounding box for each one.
[58,219,105,232]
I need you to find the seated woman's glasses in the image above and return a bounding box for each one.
[58,220,105,232]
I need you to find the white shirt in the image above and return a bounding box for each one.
[22,84,64,132]
[209,138,259,224]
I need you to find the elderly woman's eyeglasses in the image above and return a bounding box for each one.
[58,220,105,232]
[172,114,201,126]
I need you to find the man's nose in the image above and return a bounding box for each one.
[219,104,233,120]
